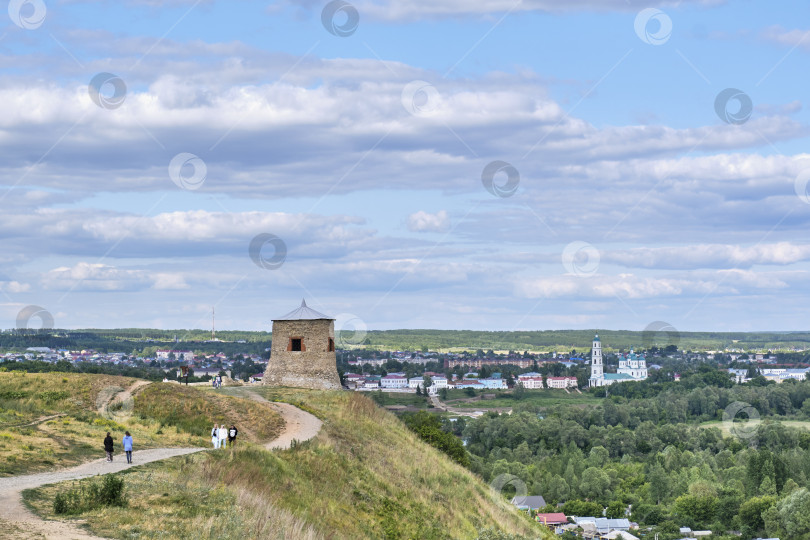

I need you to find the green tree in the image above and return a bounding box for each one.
[606,500,625,519]
[674,493,717,527]
[580,467,610,501]
[738,495,778,535]
[544,475,570,503]
[588,446,609,468]
[770,488,810,538]
[401,411,470,467]
[648,464,669,504]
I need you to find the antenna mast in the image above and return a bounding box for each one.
[212,306,215,341]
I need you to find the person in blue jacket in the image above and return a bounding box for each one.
[122,431,134,464]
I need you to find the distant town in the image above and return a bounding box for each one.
[3,332,808,395]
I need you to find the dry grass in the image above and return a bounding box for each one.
[215,388,549,539]
[0,373,283,476]
[0,372,152,475]
[134,384,285,444]
[25,386,549,539]
[25,454,320,540]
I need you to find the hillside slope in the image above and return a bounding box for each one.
[0,372,283,476]
[26,387,550,539]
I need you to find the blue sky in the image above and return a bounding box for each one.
[2,0,810,335]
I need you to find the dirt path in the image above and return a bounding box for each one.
[241,390,323,450]
[429,394,509,417]
[0,383,323,539]
[2,413,67,430]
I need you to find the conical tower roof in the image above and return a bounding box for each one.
[274,299,332,321]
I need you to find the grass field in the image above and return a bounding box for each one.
[0,372,283,476]
[445,389,599,409]
[26,387,551,540]
[368,391,433,409]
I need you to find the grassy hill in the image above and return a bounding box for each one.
[0,372,283,476]
[24,385,551,539]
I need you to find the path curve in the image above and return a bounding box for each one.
[0,383,323,539]
[0,447,202,540]
[241,390,323,450]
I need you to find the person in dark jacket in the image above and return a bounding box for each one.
[228,425,238,447]
[104,432,114,462]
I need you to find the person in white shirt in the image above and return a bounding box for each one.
[211,424,219,449]
[218,423,228,448]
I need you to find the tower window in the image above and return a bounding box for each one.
[289,337,304,351]
[328,338,335,352]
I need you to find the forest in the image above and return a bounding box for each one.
[460,373,810,539]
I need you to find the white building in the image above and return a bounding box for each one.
[406,375,449,394]
[617,350,648,380]
[517,373,544,389]
[479,378,507,389]
[588,335,606,388]
[380,374,408,389]
[546,376,578,389]
[157,350,194,362]
[589,335,648,387]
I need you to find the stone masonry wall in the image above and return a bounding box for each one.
[262,319,341,390]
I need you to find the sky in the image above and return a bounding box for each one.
[2,0,810,335]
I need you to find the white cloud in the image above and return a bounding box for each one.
[41,262,190,292]
[603,242,810,270]
[295,0,723,21]
[0,281,30,293]
[407,210,450,232]
[761,25,810,52]
[516,269,792,300]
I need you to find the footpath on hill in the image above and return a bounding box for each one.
[241,389,323,450]
[0,382,322,540]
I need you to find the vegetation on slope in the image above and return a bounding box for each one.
[133,384,283,442]
[26,388,550,540]
[0,372,282,475]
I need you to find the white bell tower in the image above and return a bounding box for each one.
[590,334,603,385]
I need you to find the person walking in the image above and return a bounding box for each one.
[228,425,238,447]
[218,423,228,448]
[104,432,114,462]
[211,424,220,449]
[122,431,133,464]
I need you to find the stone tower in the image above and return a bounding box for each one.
[262,299,341,390]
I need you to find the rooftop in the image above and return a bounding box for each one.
[275,299,333,321]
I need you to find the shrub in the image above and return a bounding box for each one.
[401,411,470,467]
[38,391,70,402]
[52,474,127,515]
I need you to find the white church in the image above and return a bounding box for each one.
[588,334,649,388]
